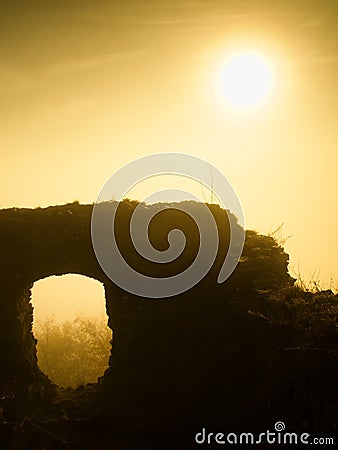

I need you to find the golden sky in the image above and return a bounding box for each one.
[1,0,338,302]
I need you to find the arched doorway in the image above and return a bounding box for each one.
[30,274,111,388]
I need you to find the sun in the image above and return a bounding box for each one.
[216,51,275,112]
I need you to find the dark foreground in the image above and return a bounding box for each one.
[0,203,337,448]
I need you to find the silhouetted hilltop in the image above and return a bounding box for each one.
[0,201,336,449]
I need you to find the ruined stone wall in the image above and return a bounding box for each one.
[0,201,296,432]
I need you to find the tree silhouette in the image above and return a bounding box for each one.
[33,315,112,388]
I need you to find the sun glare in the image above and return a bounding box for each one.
[217,51,275,112]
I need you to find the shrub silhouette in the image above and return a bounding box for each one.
[33,315,111,388]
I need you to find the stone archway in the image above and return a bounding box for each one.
[0,204,126,414]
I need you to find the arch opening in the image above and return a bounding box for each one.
[30,274,112,388]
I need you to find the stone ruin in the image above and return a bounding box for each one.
[0,201,335,448]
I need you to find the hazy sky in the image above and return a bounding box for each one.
[1,0,338,304]
[32,274,107,323]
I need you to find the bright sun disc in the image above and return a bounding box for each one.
[217,51,275,112]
